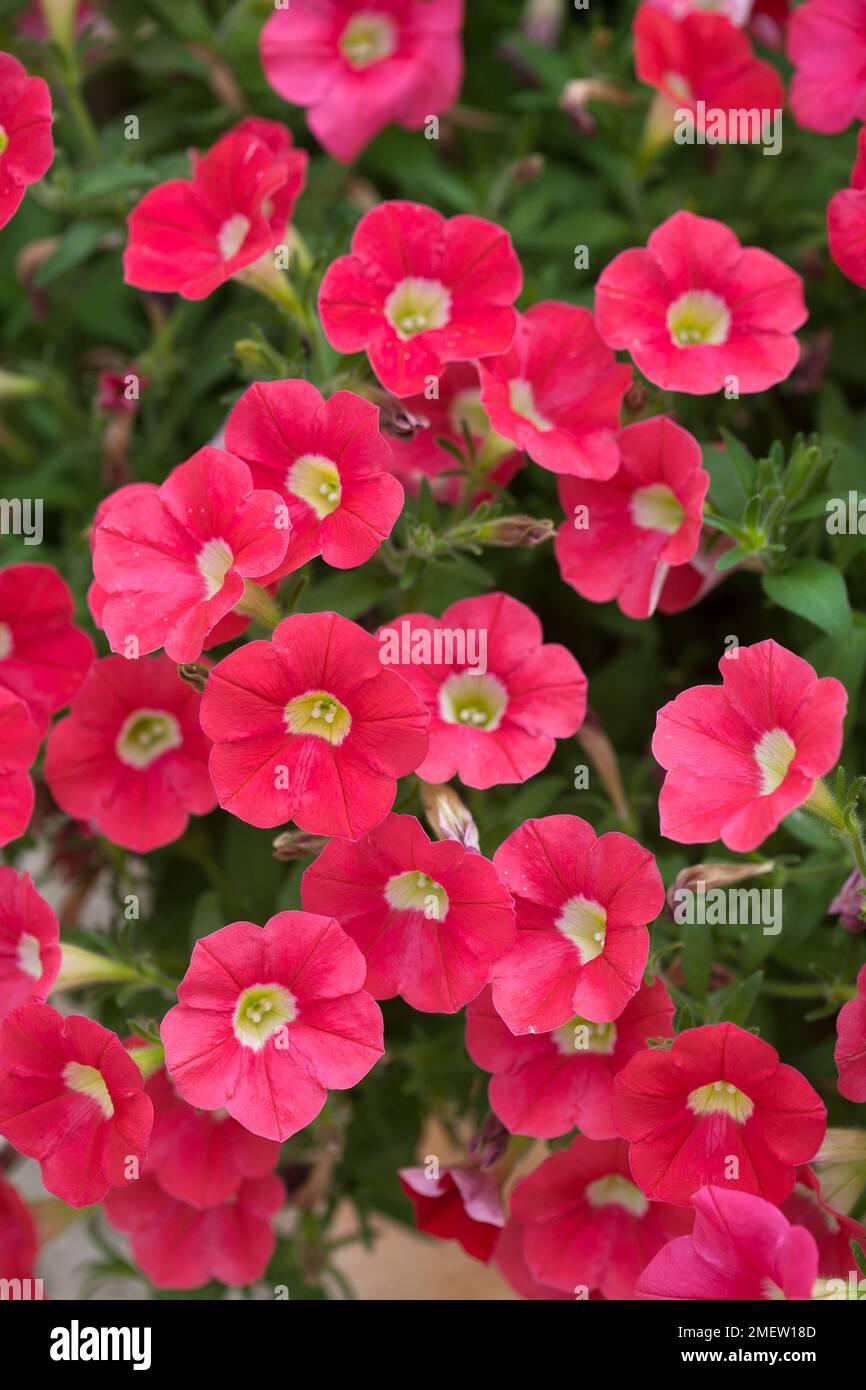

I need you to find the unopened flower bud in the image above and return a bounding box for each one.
[667,860,775,915]
[576,710,631,825]
[467,1115,510,1169]
[521,0,564,47]
[829,870,866,934]
[273,830,328,861]
[478,515,554,548]
[560,78,633,135]
[419,781,480,852]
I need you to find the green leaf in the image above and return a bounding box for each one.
[34,220,113,286]
[680,920,714,1000]
[710,971,764,1026]
[724,432,757,488]
[762,559,852,640]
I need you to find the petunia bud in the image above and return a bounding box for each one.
[272,830,328,862]
[560,78,633,135]
[521,0,565,47]
[467,1115,510,1169]
[576,710,631,825]
[666,859,775,915]
[476,515,555,548]
[419,781,480,852]
[829,869,866,934]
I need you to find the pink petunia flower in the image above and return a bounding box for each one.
[0,53,53,230]
[510,1137,692,1299]
[555,415,709,619]
[385,362,523,505]
[647,0,755,23]
[200,611,429,839]
[613,1021,826,1206]
[123,117,307,300]
[88,484,260,654]
[318,200,522,397]
[91,447,289,664]
[494,1220,573,1300]
[634,7,784,139]
[595,210,807,394]
[0,1003,153,1207]
[96,367,147,415]
[0,868,60,1025]
[466,977,675,1140]
[0,1174,38,1286]
[829,868,866,933]
[635,1185,818,1300]
[44,653,216,854]
[0,688,39,848]
[652,639,847,852]
[828,126,866,289]
[224,379,404,573]
[0,564,94,734]
[142,1066,280,1208]
[489,815,665,1032]
[787,0,866,135]
[782,1165,866,1281]
[104,1171,285,1290]
[476,302,631,480]
[160,911,384,1141]
[260,0,465,164]
[301,812,515,1012]
[399,1165,505,1262]
[378,593,586,790]
[835,964,866,1103]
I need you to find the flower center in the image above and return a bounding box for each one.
[0,622,12,660]
[115,709,183,770]
[687,1080,755,1123]
[553,1016,617,1056]
[16,932,43,980]
[438,672,508,731]
[63,1061,114,1119]
[197,537,234,599]
[630,482,685,535]
[284,689,351,744]
[754,726,796,796]
[508,378,552,432]
[233,983,296,1051]
[384,870,450,921]
[667,289,731,347]
[385,277,452,341]
[339,11,397,68]
[585,1173,649,1217]
[287,453,342,519]
[555,896,607,964]
[217,213,251,261]
[0,125,8,158]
